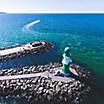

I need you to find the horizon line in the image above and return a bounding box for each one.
[2,11,104,14]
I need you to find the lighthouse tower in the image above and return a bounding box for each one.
[62,47,72,75]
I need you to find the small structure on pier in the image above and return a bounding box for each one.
[62,47,72,75]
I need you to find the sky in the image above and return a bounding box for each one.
[0,0,104,13]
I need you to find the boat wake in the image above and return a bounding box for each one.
[22,20,40,34]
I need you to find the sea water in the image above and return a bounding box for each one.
[0,14,104,104]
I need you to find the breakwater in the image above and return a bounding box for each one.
[0,41,52,61]
[0,63,91,104]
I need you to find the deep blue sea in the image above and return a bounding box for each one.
[0,14,104,104]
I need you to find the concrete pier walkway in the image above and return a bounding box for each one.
[0,67,79,82]
[0,44,34,56]
[0,41,44,56]
[0,41,52,61]
[0,71,75,83]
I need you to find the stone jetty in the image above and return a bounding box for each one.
[0,63,91,104]
[0,41,52,61]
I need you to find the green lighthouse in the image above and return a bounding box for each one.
[62,47,72,75]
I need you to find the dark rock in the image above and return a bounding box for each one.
[0,62,91,104]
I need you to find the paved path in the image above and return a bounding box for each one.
[0,67,78,83]
[0,73,42,81]
[0,44,34,56]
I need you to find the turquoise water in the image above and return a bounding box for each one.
[0,14,104,104]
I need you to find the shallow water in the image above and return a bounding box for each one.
[0,14,104,104]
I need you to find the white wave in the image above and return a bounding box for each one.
[22,19,40,34]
